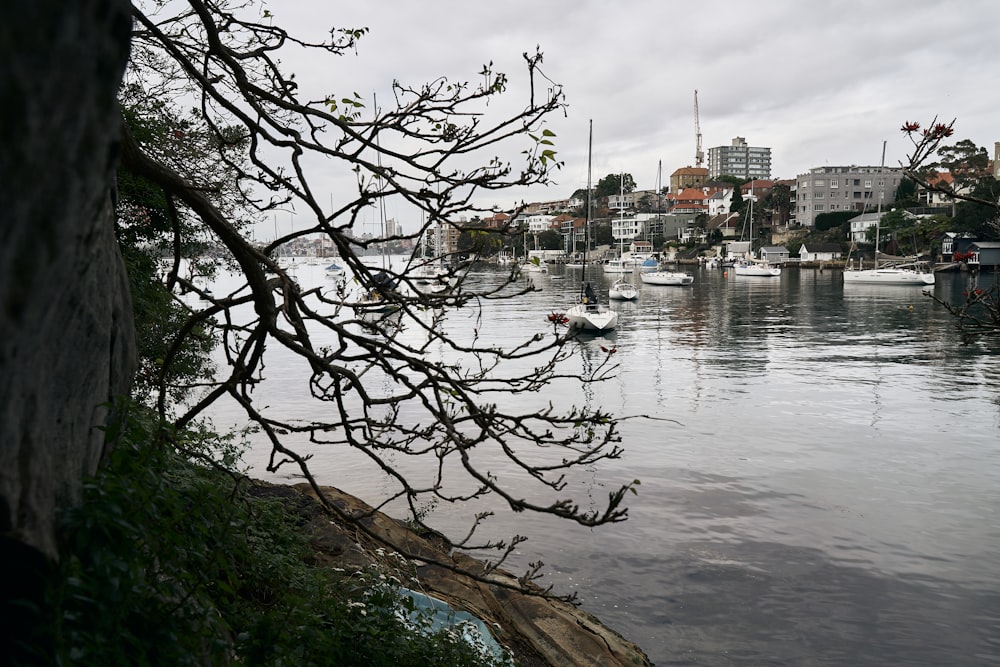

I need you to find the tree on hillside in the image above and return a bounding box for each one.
[594,173,635,199]
[122,0,636,596]
[730,183,744,213]
[716,175,745,188]
[762,182,791,226]
[892,177,919,208]
[538,228,562,250]
[815,210,856,234]
[635,192,654,213]
[901,118,1000,340]
[593,221,613,246]
[936,139,991,188]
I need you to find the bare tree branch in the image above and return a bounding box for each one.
[122,0,635,600]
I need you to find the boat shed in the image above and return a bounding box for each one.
[799,242,843,262]
[967,241,1000,269]
[759,246,790,263]
[941,232,980,261]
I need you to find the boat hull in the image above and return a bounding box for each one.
[843,268,935,285]
[733,263,781,277]
[640,271,693,286]
[565,304,619,331]
[608,280,638,300]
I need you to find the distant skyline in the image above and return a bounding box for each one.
[259,0,999,235]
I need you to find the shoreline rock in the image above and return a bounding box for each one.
[251,481,653,667]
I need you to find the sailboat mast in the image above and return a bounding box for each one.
[584,119,593,286]
[619,172,624,256]
[874,139,887,269]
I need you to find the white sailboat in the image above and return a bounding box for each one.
[733,184,781,277]
[355,103,401,320]
[843,141,935,286]
[608,278,638,300]
[565,121,619,332]
[605,176,639,299]
[640,265,694,286]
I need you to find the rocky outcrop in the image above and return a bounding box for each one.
[0,0,135,559]
[269,482,653,667]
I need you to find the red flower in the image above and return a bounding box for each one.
[900,121,921,133]
[933,123,954,138]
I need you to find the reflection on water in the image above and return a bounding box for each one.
[206,262,1000,666]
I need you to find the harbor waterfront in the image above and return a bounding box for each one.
[207,261,1000,666]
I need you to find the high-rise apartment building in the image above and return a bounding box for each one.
[707,137,772,180]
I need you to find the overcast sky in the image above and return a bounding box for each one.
[264,0,999,234]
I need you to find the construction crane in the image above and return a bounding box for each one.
[693,89,704,168]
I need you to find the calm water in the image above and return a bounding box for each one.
[205,260,1000,666]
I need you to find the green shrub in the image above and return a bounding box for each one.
[36,404,510,667]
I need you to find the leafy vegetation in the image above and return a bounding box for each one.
[594,172,636,198]
[900,117,1000,340]
[37,403,510,667]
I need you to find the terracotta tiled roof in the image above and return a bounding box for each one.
[926,171,954,187]
[671,166,710,176]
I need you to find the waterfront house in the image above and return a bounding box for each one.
[759,246,790,263]
[799,242,843,262]
[847,211,882,243]
[941,232,979,261]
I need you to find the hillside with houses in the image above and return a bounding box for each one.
[280,136,1000,271]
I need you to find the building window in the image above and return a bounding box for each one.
[815,179,825,186]
[864,179,873,188]
[814,204,824,211]
[830,179,838,188]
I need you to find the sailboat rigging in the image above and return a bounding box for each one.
[732,181,781,277]
[607,173,639,300]
[564,121,619,332]
[843,141,935,286]
[355,95,401,318]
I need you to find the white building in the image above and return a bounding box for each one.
[607,192,636,212]
[513,213,556,234]
[611,215,642,244]
[799,242,843,262]
[707,188,733,217]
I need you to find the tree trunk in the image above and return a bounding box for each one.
[0,0,135,560]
